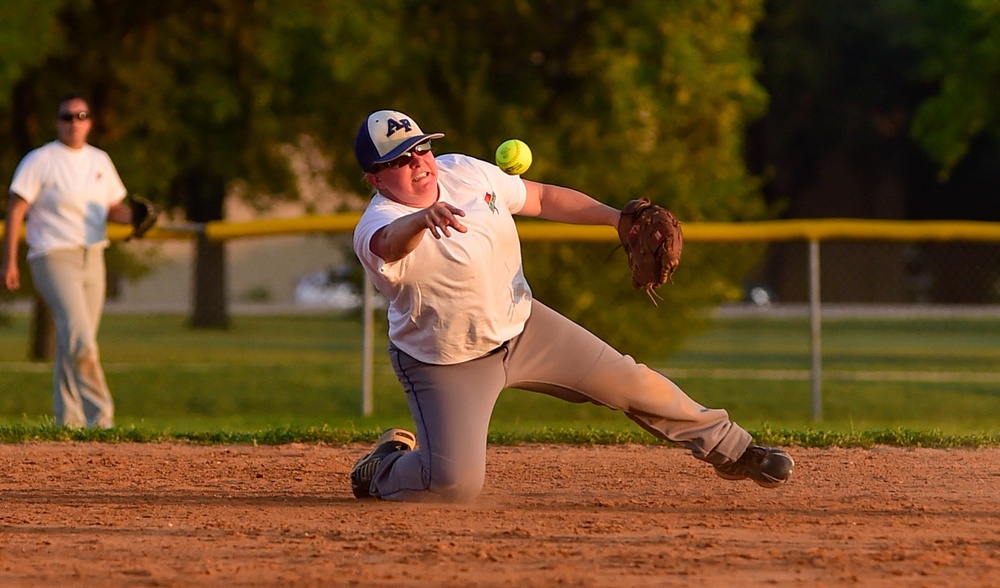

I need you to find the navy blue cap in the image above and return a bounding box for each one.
[354,110,445,172]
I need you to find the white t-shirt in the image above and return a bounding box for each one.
[353,154,532,365]
[9,140,127,259]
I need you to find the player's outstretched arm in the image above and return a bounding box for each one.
[520,180,618,226]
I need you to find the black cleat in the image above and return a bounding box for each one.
[715,445,794,488]
[350,428,417,498]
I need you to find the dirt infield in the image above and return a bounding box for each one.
[0,443,996,587]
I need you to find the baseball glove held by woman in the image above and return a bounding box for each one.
[617,198,683,304]
[128,196,159,240]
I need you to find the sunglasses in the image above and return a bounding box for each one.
[58,111,90,122]
[370,141,433,173]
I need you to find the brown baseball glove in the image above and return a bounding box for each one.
[127,195,159,241]
[616,198,683,304]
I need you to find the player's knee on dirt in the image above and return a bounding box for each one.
[429,463,486,503]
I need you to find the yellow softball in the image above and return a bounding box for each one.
[495,139,532,175]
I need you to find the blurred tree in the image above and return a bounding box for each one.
[367,0,772,356]
[1,0,401,329]
[0,0,65,111]
[886,0,1000,302]
[889,0,1000,178]
[0,0,74,359]
[748,0,1000,303]
[2,0,771,357]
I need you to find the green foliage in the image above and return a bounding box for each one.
[0,0,67,110]
[885,0,1000,176]
[369,1,772,353]
[0,0,774,350]
[0,1,396,208]
[391,1,769,218]
[747,0,1000,230]
[749,0,935,189]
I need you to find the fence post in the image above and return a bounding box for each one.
[361,277,375,416]
[809,239,822,421]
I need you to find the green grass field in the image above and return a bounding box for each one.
[1,310,998,445]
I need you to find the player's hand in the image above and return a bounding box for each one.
[422,202,467,239]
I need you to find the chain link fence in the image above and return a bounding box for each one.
[746,240,1000,305]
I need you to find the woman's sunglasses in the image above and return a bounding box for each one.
[58,111,90,122]
[370,142,433,173]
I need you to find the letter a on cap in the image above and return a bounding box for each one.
[386,117,413,137]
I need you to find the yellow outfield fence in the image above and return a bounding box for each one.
[5,215,1000,243]
[92,216,1000,243]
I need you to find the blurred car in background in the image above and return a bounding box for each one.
[744,283,775,306]
[294,265,386,310]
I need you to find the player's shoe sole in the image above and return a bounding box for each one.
[714,445,794,488]
[350,428,417,499]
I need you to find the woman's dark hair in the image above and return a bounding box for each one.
[56,93,87,114]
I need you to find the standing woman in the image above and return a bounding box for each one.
[1,94,134,428]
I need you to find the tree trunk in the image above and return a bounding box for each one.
[11,83,56,359]
[191,232,229,328]
[29,295,55,361]
[175,170,229,329]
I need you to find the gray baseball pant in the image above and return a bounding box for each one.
[29,246,115,428]
[370,299,751,502]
